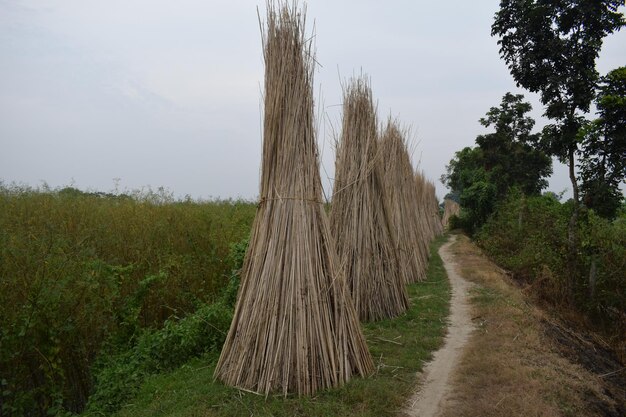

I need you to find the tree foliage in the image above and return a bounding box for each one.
[442,93,552,231]
[492,0,625,206]
[477,93,552,196]
[579,67,626,218]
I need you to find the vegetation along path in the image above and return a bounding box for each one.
[404,235,474,417]
[412,234,625,417]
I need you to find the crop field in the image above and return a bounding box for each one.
[0,185,256,415]
[3,1,624,416]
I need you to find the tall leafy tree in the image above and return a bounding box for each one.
[442,93,551,231]
[492,0,624,208]
[579,67,626,218]
[477,93,552,197]
[492,1,625,299]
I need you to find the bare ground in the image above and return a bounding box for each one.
[403,234,625,417]
[403,235,474,417]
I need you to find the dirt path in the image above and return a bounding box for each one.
[404,235,474,417]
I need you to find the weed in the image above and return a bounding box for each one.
[476,193,626,362]
[0,185,255,415]
[106,236,451,417]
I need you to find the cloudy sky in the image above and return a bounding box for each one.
[1,1,625,200]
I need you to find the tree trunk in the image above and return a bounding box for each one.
[517,194,524,229]
[588,256,597,300]
[566,146,580,303]
[568,147,580,207]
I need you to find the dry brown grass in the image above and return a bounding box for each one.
[330,76,408,321]
[439,234,620,417]
[214,3,373,396]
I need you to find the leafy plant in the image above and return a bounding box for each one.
[0,185,256,416]
[84,302,233,415]
[477,193,625,358]
[441,93,551,233]
[578,67,626,219]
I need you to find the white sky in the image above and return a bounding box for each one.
[1,1,625,200]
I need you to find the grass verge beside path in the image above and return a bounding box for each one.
[440,234,624,417]
[106,235,451,417]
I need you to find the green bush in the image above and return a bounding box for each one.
[221,237,249,309]
[477,192,625,353]
[477,193,570,296]
[0,185,255,416]
[579,211,626,331]
[84,237,249,415]
[84,301,233,415]
[447,211,475,233]
[458,179,497,233]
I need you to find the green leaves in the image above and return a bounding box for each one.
[442,93,552,233]
[83,237,248,415]
[492,0,625,210]
[477,193,625,348]
[85,302,234,415]
[479,92,537,142]
[0,186,256,415]
[578,66,626,219]
[493,0,624,119]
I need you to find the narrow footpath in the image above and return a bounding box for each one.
[404,235,474,417]
[404,234,625,417]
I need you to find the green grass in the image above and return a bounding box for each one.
[108,235,451,417]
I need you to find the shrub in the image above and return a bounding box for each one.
[0,185,255,416]
[84,301,233,415]
[477,192,625,359]
[579,211,626,332]
[84,237,249,415]
[477,192,570,301]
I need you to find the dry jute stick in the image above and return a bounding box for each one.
[214,2,373,396]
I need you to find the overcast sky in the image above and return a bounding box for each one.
[1,1,625,201]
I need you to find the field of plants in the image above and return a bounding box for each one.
[0,182,446,416]
[4,1,624,415]
[0,184,256,415]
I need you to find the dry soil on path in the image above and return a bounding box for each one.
[403,235,473,417]
[404,234,624,417]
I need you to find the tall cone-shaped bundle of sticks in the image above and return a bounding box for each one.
[412,171,434,263]
[415,173,444,243]
[379,121,428,283]
[411,175,438,268]
[330,77,409,322]
[426,180,444,236]
[214,3,373,396]
[442,199,461,229]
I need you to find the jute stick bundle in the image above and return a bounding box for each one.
[426,180,444,236]
[330,76,409,321]
[214,2,373,396]
[412,171,434,262]
[442,198,461,229]
[415,173,444,243]
[379,121,427,283]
